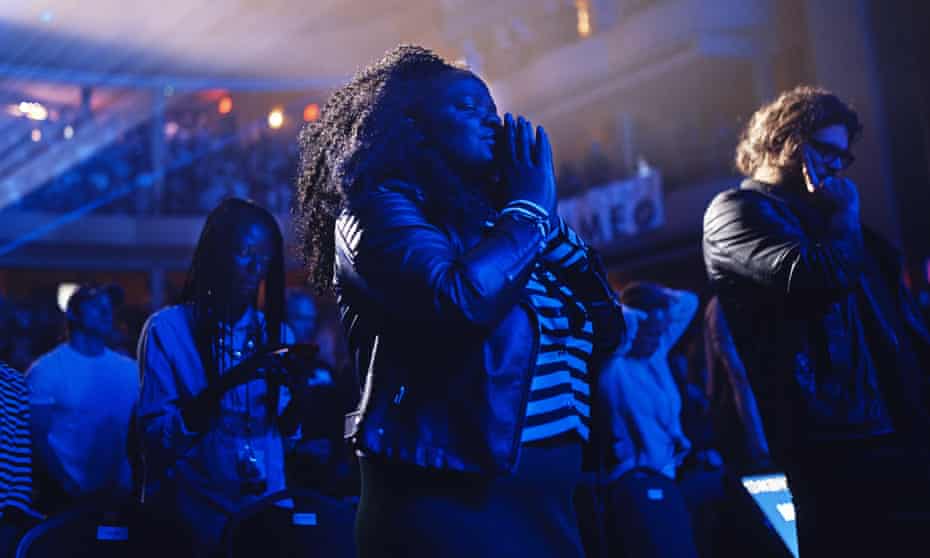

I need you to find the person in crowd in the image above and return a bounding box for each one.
[597,282,705,557]
[286,289,319,345]
[0,362,40,558]
[0,299,16,366]
[137,198,308,555]
[26,284,137,512]
[703,85,930,556]
[601,283,699,480]
[671,331,717,464]
[293,45,626,557]
[3,296,63,373]
[283,288,354,494]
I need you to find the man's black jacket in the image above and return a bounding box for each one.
[703,180,930,461]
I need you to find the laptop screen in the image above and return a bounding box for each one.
[741,473,799,558]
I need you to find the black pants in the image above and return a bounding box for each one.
[678,467,726,558]
[356,442,585,558]
[787,434,930,558]
[605,468,699,558]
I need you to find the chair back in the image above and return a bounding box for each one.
[15,505,137,558]
[223,489,356,558]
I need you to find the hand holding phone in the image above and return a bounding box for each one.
[801,144,859,216]
[801,144,822,194]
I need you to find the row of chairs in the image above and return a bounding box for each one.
[16,470,799,557]
[14,489,357,558]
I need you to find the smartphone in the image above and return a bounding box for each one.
[741,473,799,558]
[802,144,822,190]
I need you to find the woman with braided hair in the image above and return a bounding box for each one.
[295,45,627,557]
[137,198,298,556]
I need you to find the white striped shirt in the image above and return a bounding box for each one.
[490,207,597,444]
[521,251,595,443]
[0,363,35,515]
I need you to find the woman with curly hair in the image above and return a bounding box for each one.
[295,45,626,557]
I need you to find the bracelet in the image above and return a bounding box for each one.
[501,208,549,240]
[507,199,550,218]
[501,200,551,238]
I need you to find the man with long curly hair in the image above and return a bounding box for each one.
[703,86,930,556]
[294,45,626,557]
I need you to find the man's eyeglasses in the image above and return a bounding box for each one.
[808,139,855,170]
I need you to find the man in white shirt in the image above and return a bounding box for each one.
[597,283,703,558]
[600,284,699,479]
[27,284,138,510]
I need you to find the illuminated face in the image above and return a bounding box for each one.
[230,221,274,300]
[416,71,502,177]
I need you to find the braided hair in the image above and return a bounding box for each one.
[295,44,493,294]
[182,198,286,384]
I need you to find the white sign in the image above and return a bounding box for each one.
[558,170,663,249]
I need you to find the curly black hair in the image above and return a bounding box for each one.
[735,85,863,178]
[294,45,493,293]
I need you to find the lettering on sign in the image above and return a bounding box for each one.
[558,170,663,249]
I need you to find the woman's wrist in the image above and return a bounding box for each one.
[500,199,552,238]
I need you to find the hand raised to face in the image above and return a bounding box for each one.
[802,144,859,216]
[500,113,558,224]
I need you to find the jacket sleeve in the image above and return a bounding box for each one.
[657,288,698,353]
[541,216,627,353]
[703,298,770,461]
[540,216,589,271]
[136,317,199,474]
[337,184,545,328]
[703,189,863,298]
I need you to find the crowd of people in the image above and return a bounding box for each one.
[6,97,668,221]
[0,272,767,557]
[0,254,358,557]
[0,44,928,558]
[11,109,299,217]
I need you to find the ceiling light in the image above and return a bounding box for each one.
[268,108,284,129]
[303,103,320,122]
[576,0,592,38]
[18,102,48,121]
[218,96,233,115]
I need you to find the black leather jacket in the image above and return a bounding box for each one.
[335,181,624,473]
[703,180,930,459]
